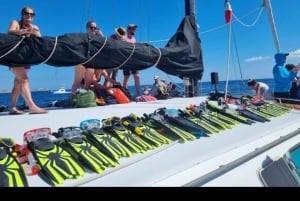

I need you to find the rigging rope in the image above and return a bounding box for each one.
[233,6,264,28]
[87,0,92,20]
[223,3,269,97]
[79,0,87,32]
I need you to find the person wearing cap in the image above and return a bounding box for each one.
[122,24,141,96]
[272,52,300,103]
[149,75,168,99]
[247,79,273,100]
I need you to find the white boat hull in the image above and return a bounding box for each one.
[1,96,299,187]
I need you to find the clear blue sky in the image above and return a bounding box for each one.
[0,0,299,90]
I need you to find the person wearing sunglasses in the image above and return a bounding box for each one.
[7,6,48,115]
[71,20,106,93]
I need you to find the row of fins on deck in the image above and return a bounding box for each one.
[0,100,292,187]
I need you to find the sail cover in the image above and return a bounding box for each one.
[0,16,203,80]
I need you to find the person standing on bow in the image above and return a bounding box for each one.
[272,53,300,103]
[71,20,105,93]
[7,6,48,114]
[123,24,141,96]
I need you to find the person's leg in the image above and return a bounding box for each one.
[133,71,140,96]
[84,68,95,89]
[123,69,130,89]
[11,67,47,114]
[112,68,118,81]
[10,74,23,114]
[71,65,86,93]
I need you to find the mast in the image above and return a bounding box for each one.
[185,0,200,96]
[263,0,281,52]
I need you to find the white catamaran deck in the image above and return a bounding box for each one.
[1,96,300,187]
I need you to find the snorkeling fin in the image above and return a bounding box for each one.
[102,117,154,153]
[143,109,196,143]
[80,119,133,160]
[121,113,172,147]
[179,109,221,134]
[53,127,119,174]
[24,128,85,186]
[163,108,208,138]
[207,101,254,125]
[0,137,28,187]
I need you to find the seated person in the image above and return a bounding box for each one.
[168,84,180,97]
[149,75,169,99]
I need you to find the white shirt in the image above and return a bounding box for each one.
[256,82,273,100]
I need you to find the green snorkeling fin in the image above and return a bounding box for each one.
[80,119,133,161]
[121,113,172,147]
[102,117,154,153]
[143,109,196,143]
[179,109,221,134]
[24,128,85,186]
[53,127,119,174]
[207,101,254,125]
[187,104,232,130]
[0,137,28,187]
[162,108,208,138]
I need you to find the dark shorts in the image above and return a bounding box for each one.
[123,70,138,76]
[9,66,31,70]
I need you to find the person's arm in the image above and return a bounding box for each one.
[257,84,265,96]
[95,28,104,37]
[8,20,24,35]
[103,70,119,85]
[30,24,41,37]
[8,20,41,37]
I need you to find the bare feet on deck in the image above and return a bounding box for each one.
[9,108,25,115]
[29,108,48,114]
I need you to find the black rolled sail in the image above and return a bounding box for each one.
[0,16,203,80]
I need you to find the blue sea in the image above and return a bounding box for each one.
[0,78,274,110]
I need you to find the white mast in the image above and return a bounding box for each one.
[263,0,281,52]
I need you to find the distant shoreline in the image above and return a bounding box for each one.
[0,88,50,94]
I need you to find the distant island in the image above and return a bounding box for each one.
[33,88,50,92]
[0,89,10,94]
[0,88,50,93]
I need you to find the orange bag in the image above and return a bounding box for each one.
[106,87,130,104]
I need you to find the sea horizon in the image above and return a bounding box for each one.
[0,78,275,110]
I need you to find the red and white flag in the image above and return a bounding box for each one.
[224,0,232,24]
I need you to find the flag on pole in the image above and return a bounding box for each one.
[224,0,232,24]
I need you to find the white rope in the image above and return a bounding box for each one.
[233,6,264,28]
[111,41,136,69]
[41,36,58,64]
[224,20,233,103]
[80,36,108,65]
[153,47,162,67]
[0,36,25,59]
[200,6,263,35]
